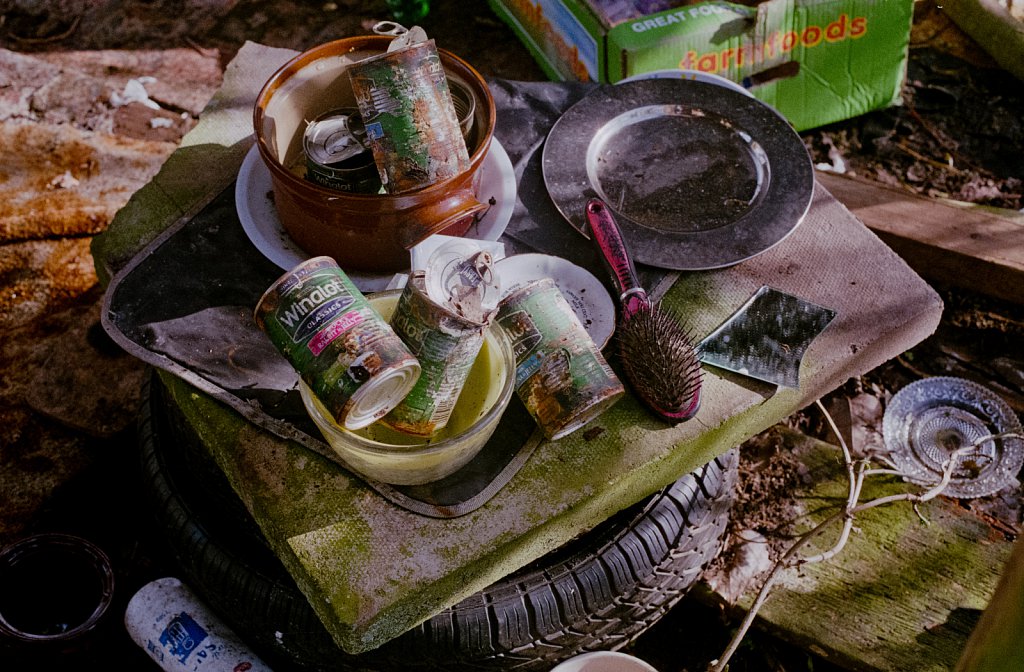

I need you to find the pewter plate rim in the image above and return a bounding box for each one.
[541,79,814,270]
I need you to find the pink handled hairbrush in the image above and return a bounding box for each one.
[585,198,702,423]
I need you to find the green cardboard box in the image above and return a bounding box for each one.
[489,0,914,131]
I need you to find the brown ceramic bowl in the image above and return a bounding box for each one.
[253,36,495,272]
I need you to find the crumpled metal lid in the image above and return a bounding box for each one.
[882,376,1024,498]
[424,239,502,323]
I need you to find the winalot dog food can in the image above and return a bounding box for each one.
[302,108,381,193]
[348,38,471,194]
[254,257,420,430]
[496,278,624,441]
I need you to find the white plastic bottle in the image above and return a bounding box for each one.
[125,577,273,672]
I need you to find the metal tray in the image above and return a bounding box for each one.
[542,78,814,270]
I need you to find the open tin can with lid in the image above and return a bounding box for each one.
[302,107,381,193]
[383,241,501,437]
[348,27,471,194]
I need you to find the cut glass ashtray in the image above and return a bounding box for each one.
[882,376,1024,498]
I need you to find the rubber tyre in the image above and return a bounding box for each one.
[139,372,738,671]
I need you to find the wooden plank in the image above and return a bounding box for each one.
[943,0,1024,83]
[956,536,1024,671]
[701,426,1014,672]
[817,171,1024,304]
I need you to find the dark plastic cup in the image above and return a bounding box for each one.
[0,533,115,643]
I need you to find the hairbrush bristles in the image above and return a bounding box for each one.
[584,196,703,423]
[617,303,703,423]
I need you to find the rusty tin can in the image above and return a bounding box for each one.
[302,108,381,193]
[447,77,476,144]
[382,272,490,437]
[348,39,471,194]
[254,256,420,430]
[496,278,625,441]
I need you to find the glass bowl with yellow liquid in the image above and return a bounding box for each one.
[299,290,515,486]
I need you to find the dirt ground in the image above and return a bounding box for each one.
[806,3,1023,212]
[1,1,1022,670]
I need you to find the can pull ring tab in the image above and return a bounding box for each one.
[373,20,407,36]
[373,21,429,51]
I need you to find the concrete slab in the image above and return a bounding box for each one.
[92,42,944,655]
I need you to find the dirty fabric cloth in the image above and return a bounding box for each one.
[104,78,654,516]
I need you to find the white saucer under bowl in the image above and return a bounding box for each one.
[236,138,517,292]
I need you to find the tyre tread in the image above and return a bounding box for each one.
[138,373,737,671]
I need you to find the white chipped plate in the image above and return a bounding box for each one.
[236,138,517,292]
[495,253,615,349]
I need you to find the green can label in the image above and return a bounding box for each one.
[254,257,420,430]
[383,273,488,437]
[496,278,624,441]
[276,276,355,349]
[349,39,470,194]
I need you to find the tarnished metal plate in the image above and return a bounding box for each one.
[542,79,813,270]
